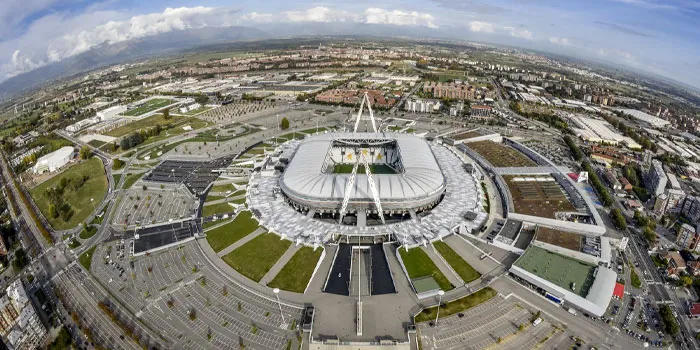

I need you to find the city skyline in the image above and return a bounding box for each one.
[0,0,699,90]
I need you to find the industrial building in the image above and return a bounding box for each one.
[96,105,127,119]
[617,108,670,128]
[32,146,74,174]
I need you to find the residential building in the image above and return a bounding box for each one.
[681,195,700,222]
[404,99,441,113]
[646,160,668,197]
[665,251,687,278]
[619,177,633,191]
[676,224,700,251]
[470,105,493,117]
[0,281,46,350]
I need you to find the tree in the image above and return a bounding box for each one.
[48,204,58,218]
[280,117,290,130]
[679,275,692,287]
[79,145,92,160]
[163,108,170,119]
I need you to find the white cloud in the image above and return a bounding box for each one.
[504,26,533,40]
[242,7,438,29]
[364,8,437,28]
[468,21,494,33]
[0,0,60,39]
[549,37,571,46]
[0,6,241,80]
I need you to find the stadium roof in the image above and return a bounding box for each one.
[280,132,445,203]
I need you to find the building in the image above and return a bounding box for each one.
[690,303,700,318]
[664,189,686,214]
[602,170,622,190]
[0,280,46,350]
[653,192,669,216]
[96,105,127,119]
[422,82,495,100]
[12,133,35,148]
[618,108,670,128]
[31,146,74,174]
[404,99,441,113]
[676,224,700,251]
[619,177,633,191]
[664,251,687,278]
[179,102,201,113]
[681,196,700,222]
[646,160,668,197]
[470,105,493,117]
[510,245,616,317]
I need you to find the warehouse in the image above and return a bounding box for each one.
[32,146,74,174]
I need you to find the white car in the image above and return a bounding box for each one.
[532,317,542,326]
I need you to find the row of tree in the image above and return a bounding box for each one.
[581,161,614,207]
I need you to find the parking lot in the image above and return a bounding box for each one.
[417,294,556,350]
[91,240,304,349]
[111,186,197,227]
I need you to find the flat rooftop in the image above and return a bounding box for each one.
[503,175,576,219]
[535,226,582,251]
[514,246,596,297]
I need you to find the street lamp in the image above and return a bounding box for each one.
[273,288,286,328]
[90,198,95,213]
[435,290,445,326]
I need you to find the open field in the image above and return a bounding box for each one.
[29,158,107,230]
[122,172,145,189]
[121,98,173,117]
[79,246,97,271]
[414,287,497,323]
[205,211,258,252]
[433,242,481,284]
[222,233,291,282]
[104,113,183,137]
[467,141,537,167]
[268,246,323,293]
[503,175,575,219]
[399,247,454,291]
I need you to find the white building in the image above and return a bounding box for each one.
[96,105,127,119]
[0,280,46,350]
[179,102,201,113]
[646,160,668,197]
[404,99,441,113]
[32,146,74,174]
[617,108,670,128]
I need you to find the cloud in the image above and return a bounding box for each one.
[611,0,678,10]
[242,7,438,28]
[468,21,494,33]
[593,21,653,37]
[549,37,571,46]
[504,26,533,40]
[0,7,241,80]
[364,8,437,28]
[0,0,60,39]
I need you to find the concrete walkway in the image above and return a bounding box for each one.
[305,245,336,294]
[420,246,463,288]
[259,244,301,286]
[216,227,266,257]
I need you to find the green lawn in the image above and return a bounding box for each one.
[299,127,329,134]
[105,113,183,137]
[79,246,97,271]
[79,226,98,240]
[121,98,173,117]
[414,287,497,323]
[210,183,235,193]
[182,106,212,116]
[222,233,291,282]
[122,172,145,189]
[333,164,397,174]
[202,202,237,218]
[112,174,122,185]
[268,247,323,293]
[433,242,481,284]
[29,158,108,230]
[205,211,259,252]
[67,238,81,249]
[87,140,106,148]
[399,247,454,291]
[630,267,642,288]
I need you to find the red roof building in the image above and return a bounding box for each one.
[689,303,700,318]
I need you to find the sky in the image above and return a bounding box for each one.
[1,0,699,89]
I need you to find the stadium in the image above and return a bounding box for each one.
[279,132,447,224]
[248,93,487,246]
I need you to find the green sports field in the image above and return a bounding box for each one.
[514,246,596,297]
[122,98,173,117]
[333,163,398,174]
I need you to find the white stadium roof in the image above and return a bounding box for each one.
[280,132,445,205]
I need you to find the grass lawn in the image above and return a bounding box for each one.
[333,164,397,174]
[399,247,454,291]
[433,242,481,284]
[79,226,98,240]
[222,233,291,282]
[112,174,122,185]
[182,106,212,116]
[79,246,97,271]
[121,98,173,117]
[202,202,236,218]
[299,127,329,134]
[105,113,182,137]
[414,287,497,323]
[205,211,258,252]
[210,183,235,193]
[87,140,106,148]
[268,247,323,293]
[29,158,108,230]
[122,172,145,189]
[630,267,642,288]
[67,238,81,249]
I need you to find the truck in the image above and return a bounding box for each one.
[568,308,577,316]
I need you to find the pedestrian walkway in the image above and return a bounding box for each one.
[216,227,266,257]
[259,244,301,286]
[421,246,463,288]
